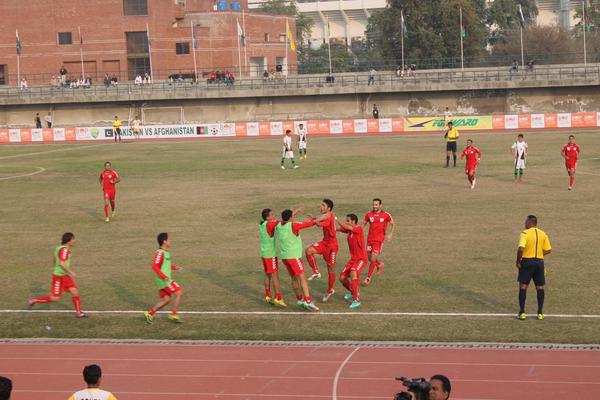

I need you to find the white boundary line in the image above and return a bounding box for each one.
[333,347,360,400]
[0,166,45,181]
[0,143,109,160]
[3,309,600,318]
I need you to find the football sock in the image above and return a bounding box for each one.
[296,294,303,301]
[275,292,282,301]
[519,288,527,314]
[292,159,296,166]
[514,168,518,179]
[31,296,51,304]
[446,156,450,166]
[148,308,156,316]
[519,169,524,178]
[104,204,110,218]
[171,310,177,316]
[280,158,285,166]
[327,271,335,292]
[306,254,319,274]
[350,279,360,301]
[367,261,377,278]
[305,295,312,304]
[536,289,545,314]
[265,288,272,298]
[110,200,115,211]
[569,176,575,186]
[453,154,457,166]
[72,296,82,314]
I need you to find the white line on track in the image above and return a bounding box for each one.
[0,166,45,181]
[333,347,360,400]
[2,309,600,318]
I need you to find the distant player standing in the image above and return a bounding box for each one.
[276,209,319,311]
[28,232,86,318]
[305,199,339,302]
[444,107,452,126]
[112,116,122,143]
[444,121,460,167]
[144,232,184,324]
[511,134,528,182]
[337,214,368,309]
[99,162,120,223]
[281,130,299,169]
[297,123,308,159]
[132,115,142,139]
[362,198,395,286]
[561,135,581,190]
[259,208,286,307]
[460,139,482,189]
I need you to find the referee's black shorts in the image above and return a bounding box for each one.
[446,141,457,152]
[518,258,545,286]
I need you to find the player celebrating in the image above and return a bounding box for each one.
[297,123,308,159]
[112,116,122,143]
[337,214,368,309]
[99,161,120,223]
[460,139,482,189]
[305,199,339,302]
[511,134,528,182]
[444,121,460,168]
[561,135,581,190]
[28,232,86,318]
[276,209,319,311]
[362,198,395,286]
[259,208,286,307]
[281,130,299,169]
[144,232,184,324]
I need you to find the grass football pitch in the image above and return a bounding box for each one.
[1,131,600,344]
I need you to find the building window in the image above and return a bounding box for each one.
[176,42,190,55]
[58,32,72,45]
[126,32,149,55]
[264,33,270,42]
[279,33,286,43]
[123,0,148,16]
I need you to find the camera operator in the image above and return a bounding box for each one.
[429,375,451,400]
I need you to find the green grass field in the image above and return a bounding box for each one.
[1,131,600,343]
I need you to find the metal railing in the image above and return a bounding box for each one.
[2,65,599,101]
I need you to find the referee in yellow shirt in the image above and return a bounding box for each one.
[515,215,552,320]
[112,115,122,143]
[443,121,459,167]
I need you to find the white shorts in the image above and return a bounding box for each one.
[283,150,294,159]
[299,141,307,150]
[515,159,526,169]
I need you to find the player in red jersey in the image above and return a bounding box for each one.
[99,162,120,223]
[362,198,395,286]
[460,139,482,189]
[561,135,581,190]
[28,232,86,318]
[337,214,368,309]
[305,199,339,302]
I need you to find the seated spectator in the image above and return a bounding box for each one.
[144,72,151,84]
[135,75,142,85]
[86,76,92,87]
[50,75,58,87]
[19,77,28,89]
[104,74,111,87]
[0,376,12,400]
[67,364,117,400]
[208,71,217,83]
[396,65,402,78]
[263,70,269,81]
[111,75,118,86]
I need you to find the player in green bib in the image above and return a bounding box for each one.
[144,232,184,324]
[28,232,86,318]
[259,208,286,307]
[276,209,320,311]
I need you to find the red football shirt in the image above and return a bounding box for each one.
[99,170,120,192]
[319,213,338,249]
[562,144,580,161]
[265,220,279,237]
[364,211,393,242]
[341,225,367,260]
[460,146,481,166]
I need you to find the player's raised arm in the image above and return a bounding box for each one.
[292,207,305,217]
[335,217,353,231]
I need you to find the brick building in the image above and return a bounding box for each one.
[0,0,297,85]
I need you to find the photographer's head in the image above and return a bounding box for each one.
[429,375,451,400]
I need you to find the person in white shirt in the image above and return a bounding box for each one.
[280,130,298,170]
[44,112,53,128]
[132,116,141,138]
[296,123,308,159]
[511,134,528,182]
[444,107,452,126]
[68,364,117,400]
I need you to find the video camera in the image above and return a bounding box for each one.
[394,376,431,400]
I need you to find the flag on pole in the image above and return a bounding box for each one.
[192,24,198,48]
[146,26,152,50]
[401,9,407,36]
[518,5,526,29]
[16,30,22,55]
[237,19,246,47]
[78,26,83,45]
[286,19,296,52]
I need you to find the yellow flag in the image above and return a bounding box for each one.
[286,19,296,52]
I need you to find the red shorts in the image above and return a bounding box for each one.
[310,241,338,266]
[103,190,116,201]
[282,258,305,277]
[565,160,577,171]
[159,281,182,298]
[340,259,367,278]
[51,274,77,297]
[261,257,278,274]
[465,164,477,174]
[367,241,383,254]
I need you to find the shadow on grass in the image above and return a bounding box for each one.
[192,267,266,307]
[417,277,511,311]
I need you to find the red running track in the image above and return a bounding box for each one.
[1,342,599,400]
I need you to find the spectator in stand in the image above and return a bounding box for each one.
[395,65,402,78]
[20,77,28,89]
[526,59,535,73]
[35,113,42,129]
[368,68,376,85]
[372,104,379,119]
[67,364,117,400]
[144,72,151,84]
[103,74,111,87]
[135,75,143,85]
[208,71,217,83]
[509,59,518,80]
[45,112,53,128]
[111,75,118,86]
[263,70,270,81]
[50,75,58,87]
[59,65,68,85]
[0,376,12,400]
